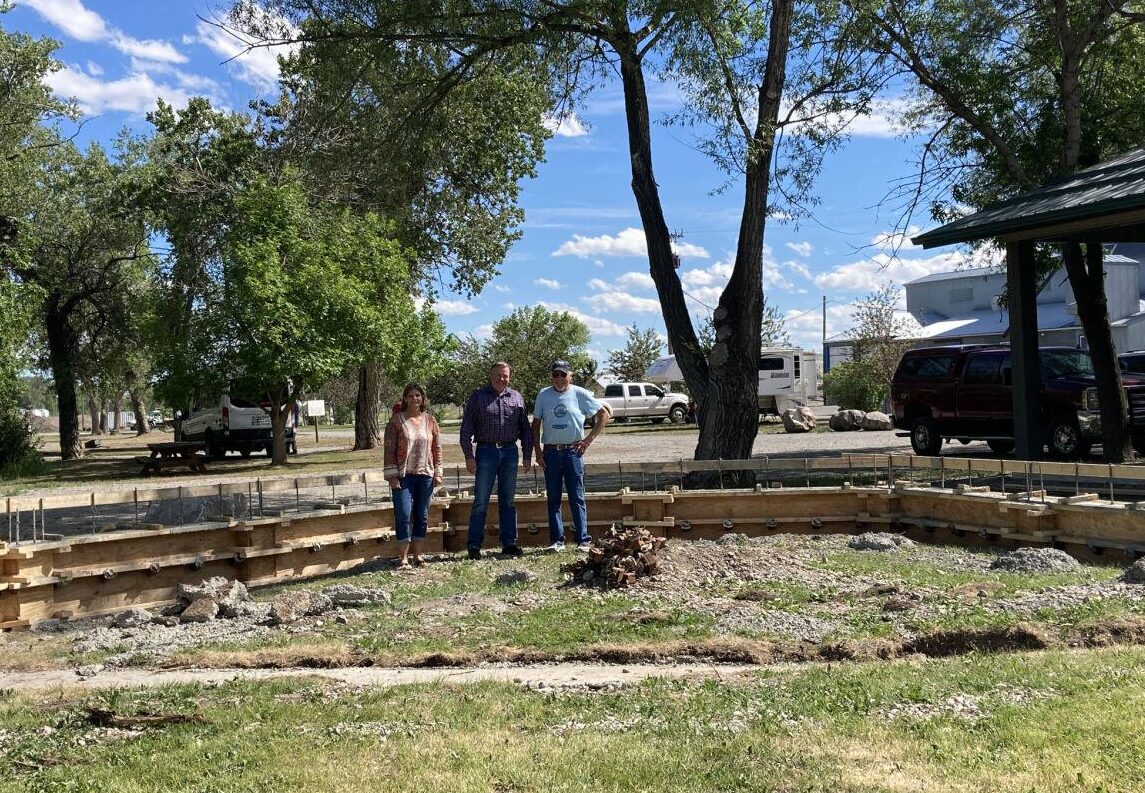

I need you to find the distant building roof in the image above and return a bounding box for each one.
[913,147,1145,248]
[905,266,998,286]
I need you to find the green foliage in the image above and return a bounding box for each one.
[0,410,44,476]
[264,8,552,297]
[605,324,663,382]
[822,359,887,411]
[217,177,435,409]
[434,306,592,406]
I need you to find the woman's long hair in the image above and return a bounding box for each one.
[401,383,428,412]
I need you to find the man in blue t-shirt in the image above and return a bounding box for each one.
[531,360,610,552]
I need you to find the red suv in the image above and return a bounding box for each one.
[890,345,1145,458]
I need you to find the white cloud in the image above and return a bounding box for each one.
[552,227,709,259]
[786,241,813,257]
[23,0,107,41]
[47,65,193,115]
[433,300,480,316]
[190,17,294,89]
[588,272,655,293]
[615,271,655,291]
[492,284,511,293]
[23,0,186,63]
[542,113,589,138]
[535,278,563,290]
[538,302,629,337]
[813,249,1000,293]
[473,323,495,340]
[583,292,662,313]
[785,260,813,280]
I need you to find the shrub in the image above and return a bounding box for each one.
[823,360,888,412]
[0,410,47,477]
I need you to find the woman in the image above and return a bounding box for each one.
[383,383,443,568]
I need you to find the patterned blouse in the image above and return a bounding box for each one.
[383,412,443,481]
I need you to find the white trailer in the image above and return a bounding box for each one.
[646,348,820,414]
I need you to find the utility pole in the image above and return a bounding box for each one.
[822,295,827,345]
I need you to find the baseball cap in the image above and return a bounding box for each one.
[551,360,572,374]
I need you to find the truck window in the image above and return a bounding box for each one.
[962,353,1002,385]
[604,385,623,397]
[647,386,663,398]
[898,354,957,379]
[627,385,641,397]
[1041,349,1094,378]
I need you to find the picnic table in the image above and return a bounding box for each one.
[136,441,208,476]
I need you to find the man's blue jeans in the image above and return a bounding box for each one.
[393,474,434,542]
[543,446,589,545]
[467,444,519,550]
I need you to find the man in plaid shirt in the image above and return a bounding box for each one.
[459,361,534,559]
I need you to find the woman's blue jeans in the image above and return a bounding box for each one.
[543,446,589,545]
[393,474,434,542]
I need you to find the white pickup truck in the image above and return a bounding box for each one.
[176,394,297,458]
[599,382,691,424]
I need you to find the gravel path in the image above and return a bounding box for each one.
[0,661,761,693]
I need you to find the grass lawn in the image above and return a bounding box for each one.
[1,646,1143,792]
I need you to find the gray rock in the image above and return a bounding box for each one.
[321,584,372,607]
[829,409,866,432]
[33,619,64,633]
[781,407,816,433]
[216,581,254,618]
[270,591,333,624]
[177,577,232,605]
[496,570,538,585]
[110,607,154,629]
[990,548,1081,573]
[180,597,219,623]
[1121,558,1145,584]
[848,532,915,552]
[860,411,894,431]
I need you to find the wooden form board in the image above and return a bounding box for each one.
[6,478,1145,629]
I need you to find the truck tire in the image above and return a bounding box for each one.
[909,415,942,456]
[204,430,226,460]
[669,404,687,424]
[986,439,1015,454]
[1047,415,1089,459]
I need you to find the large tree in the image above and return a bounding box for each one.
[212,178,448,463]
[0,4,73,466]
[243,9,553,449]
[851,0,1145,461]
[231,0,882,464]
[8,140,150,459]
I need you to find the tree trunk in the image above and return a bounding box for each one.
[86,393,102,436]
[45,301,83,460]
[615,1,793,466]
[124,369,151,435]
[1063,241,1132,462]
[354,363,383,450]
[267,381,293,466]
[111,395,122,432]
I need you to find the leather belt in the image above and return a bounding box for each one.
[476,441,515,448]
[547,442,582,450]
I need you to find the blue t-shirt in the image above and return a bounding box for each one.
[532,385,602,445]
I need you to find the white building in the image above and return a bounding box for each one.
[824,243,1145,367]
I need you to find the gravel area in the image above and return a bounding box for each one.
[6,530,1141,683]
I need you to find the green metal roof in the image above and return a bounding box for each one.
[912,147,1145,248]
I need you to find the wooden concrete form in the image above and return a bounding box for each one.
[6,459,1145,629]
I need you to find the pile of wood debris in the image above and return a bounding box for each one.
[562,525,667,588]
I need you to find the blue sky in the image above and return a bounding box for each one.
[9,0,994,363]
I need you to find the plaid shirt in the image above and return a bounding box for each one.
[460,385,533,463]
